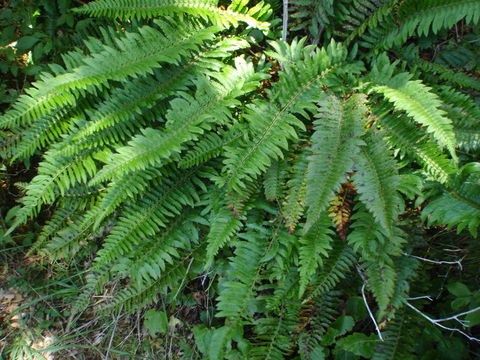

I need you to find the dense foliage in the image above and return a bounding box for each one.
[1,0,480,359]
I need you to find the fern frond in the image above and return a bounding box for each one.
[75,0,271,30]
[372,311,408,360]
[290,0,334,42]
[9,108,76,161]
[304,93,367,231]
[93,167,205,268]
[390,256,418,310]
[342,0,397,46]
[264,159,288,201]
[415,60,480,91]
[90,167,164,229]
[221,40,363,193]
[455,129,480,152]
[352,132,403,237]
[216,223,270,321]
[124,214,202,286]
[348,206,405,262]
[297,291,340,358]
[382,0,480,48]
[371,80,457,160]
[250,303,298,360]
[7,150,98,232]
[92,59,264,184]
[305,241,355,300]
[298,214,334,297]
[0,20,219,129]
[423,191,480,236]
[282,149,309,232]
[100,243,206,313]
[179,129,241,169]
[366,261,397,312]
[378,104,456,183]
[205,206,243,266]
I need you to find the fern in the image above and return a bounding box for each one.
[3,1,480,356]
[92,59,264,183]
[352,132,403,237]
[381,0,480,48]
[371,79,457,160]
[75,0,271,30]
[220,40,364,193]
[216,222,270,321]
[93,167,205,268]
[304,93,367,231]
[0,20,220,129]
[298,213,334,297]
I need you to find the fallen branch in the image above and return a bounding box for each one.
[404,253,464,271]
[406,302,480,342]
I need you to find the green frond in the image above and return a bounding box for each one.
[205,206,243,267]
[366,261,397,313]
[9,108,76,161]
[371,79,457,160]
[379,104,456,183]
[415,60,480,91]
[298,214,334,297]
[75,0,271,30]
[100,243,206,313]
[348,206,405,262]
[179,129,241,169]
[221,40,364,193]
[216,223,270,321]
[91,167,164,229]
[0,20,219,129]
[93,167,205,268]
[342,0,397,46]
[352,132,403,237]
[455,129,480,152]
[348,206,406,312]
[263,159,288,201]
[124,214,202,286]
[423,190,480,236]
[7,150,98,233]
[92,59,264,184]
[250,303,298,360]
[382,0,480,48]
[297,292,340,358]
[282,149,309,232]
[72,264,112,314]
[390,256,419,310]
[61,38,250,158]
[305,241,355,300]
[290,0,334,42]
[44,210,100,259]
[305,93,367,231]
[28,205,81,256]
[372,312,409,360]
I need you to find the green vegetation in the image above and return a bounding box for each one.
[1,0,480,359]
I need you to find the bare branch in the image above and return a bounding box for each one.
[356,266,384,341]
[408,295,433,301]
[404,253,464,271]
[406,302,480,342]
[282,0,289,42]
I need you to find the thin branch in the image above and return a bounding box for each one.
[433,306,480,323]
[404,253,464,271]
[361,283,384,341]
[282,0,289,42]
[356,266,384,342]
[406,302,480,342]
[173,257,194,300]
[408,295,433,301]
